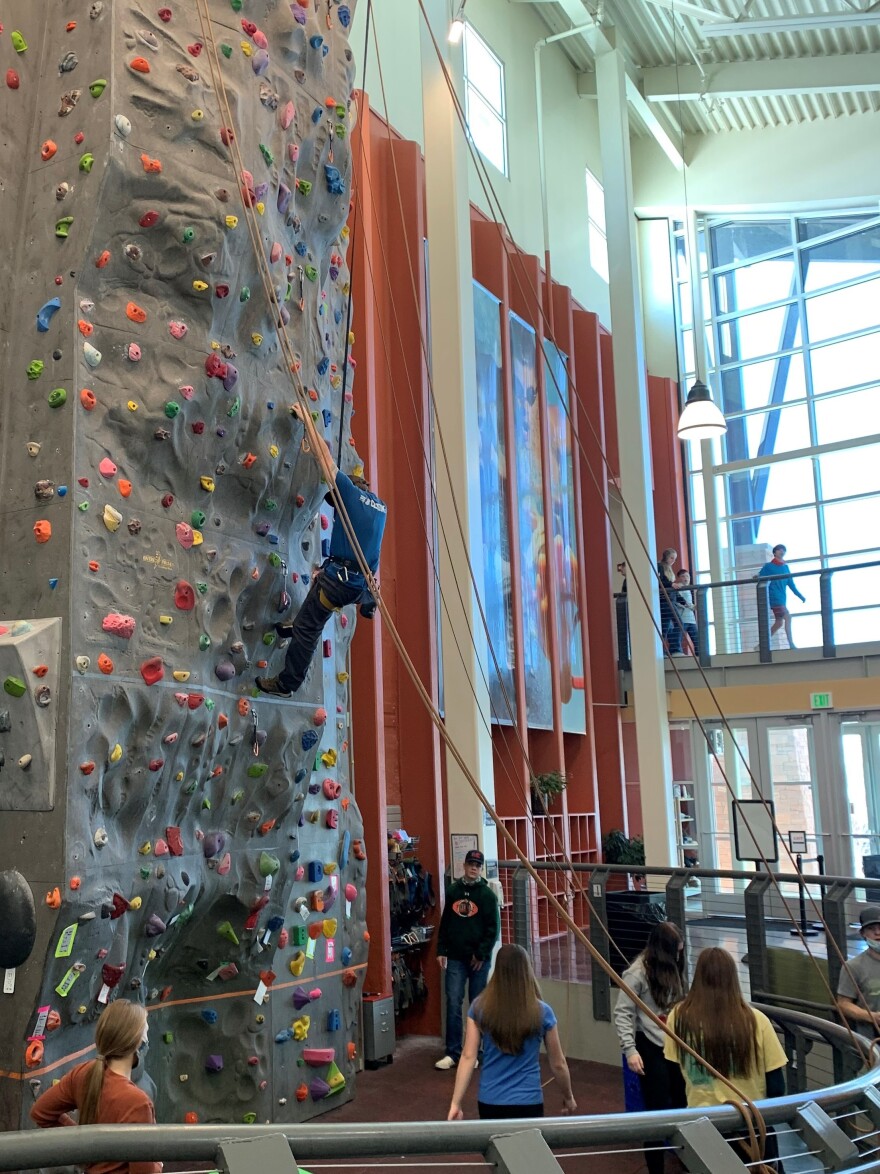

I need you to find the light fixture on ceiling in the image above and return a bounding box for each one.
[677,377,727,441]
[448,1,467,44]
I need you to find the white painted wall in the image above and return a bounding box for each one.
[351,0,611,323]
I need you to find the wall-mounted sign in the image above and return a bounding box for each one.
[810,692,833,710]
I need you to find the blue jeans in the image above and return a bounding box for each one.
[444,958,489,1062]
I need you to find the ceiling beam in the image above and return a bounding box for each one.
[642,53,880,100]
[548,0,686,167]
[638,0,729,22]
[701,11,880,37]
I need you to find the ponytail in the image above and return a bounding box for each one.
[78,1058,106,1126]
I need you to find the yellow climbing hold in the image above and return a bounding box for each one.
[127,400,139,412]
[147,948,157,960]
[251,333,263,346]
[191,109,204,121]
[322,918,337,938]
[269,444,279,459]
[348,330,355,345]
[199,476,215,493]
[240,40,252,56]
[321,748,337,767]
[109,743,123,763]
[129,895,143,910]
[292,1015,310,1041]
[175,771,184,782]
[159,615,173,625]
[192,280,208,292]
[191,530,204,546]
[288,951,306,976]
[210,340,221,350]
[322,861,337,873]
[225,215,238,229]
[337,671,350,683]
[172,670,191,682]
[255,201,265,215]
[340,226,350,241]
[139,841,152,855]
[103,503,123,532]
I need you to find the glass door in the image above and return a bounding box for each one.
[841,720,880,879]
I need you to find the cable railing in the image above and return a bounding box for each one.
[1,1003,878,1174]
[615,557,880,669]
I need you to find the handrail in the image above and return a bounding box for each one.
[0,1006,874,1169]
[498,859,861,887]
[659,557,880,594]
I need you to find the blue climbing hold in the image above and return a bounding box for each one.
[317,357,329,376]
[324,165,345,195]
[277,183,292,215]
[339,830,351,869]
[36,298,61,332]
[301,728,319,752]
[321,538,331,559]
[202,1010,218,1024]
[295,241,308,256]
[322,408,332,427]
[267,915,284,933]
[295,767,307,785]
[275,1027,294,1044]
[309,35,323,49]
[48,578,59,590]
[311,106,323,124]
[334,309,343,325]
[338,6,351,27]
[57,485,68,496]
[340,949,351,968]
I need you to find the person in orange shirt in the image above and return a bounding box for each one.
[31,999,162,1174]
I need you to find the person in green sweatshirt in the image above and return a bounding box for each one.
[434,849,500,1070]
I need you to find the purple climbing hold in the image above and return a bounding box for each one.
[292,986,311,1010]
[252,49,269,75]
[203,831,226,859]
[309,1077,331,1101]
[277,184,292,215]
[205,1055,224,1073]
[222,363,239,392]
[291,5,306,25]
[144,913,167,937]
[254,182,269,202]
[214,661,236,682]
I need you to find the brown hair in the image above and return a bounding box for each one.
[79,1000,147,1125]
[643,921,685,1011]
[472,944,544,1055]
[672,948,757,1077]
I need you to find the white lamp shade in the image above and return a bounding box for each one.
[448,17,465,43]
[677,379,727,442]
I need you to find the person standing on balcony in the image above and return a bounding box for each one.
[757,543,805,650]
[672,570,699,657]
[435,849,500,1071]
[836,906,880,1037]
[614,922,687,1174]
[657,548,680,654]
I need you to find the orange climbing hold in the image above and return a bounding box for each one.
[184,1112,199,1125]
[88,561,100,572]
[41,140,58,161]
[80,388,96,410]
[77,319,94,336]
[95,249,110,268]
[33,664,49,677]
[118,480,132,498]
[140,154,162,173]
[70,876,81,890]
[33,520,52,544]
[259,819,276,836]
[242,452,257,468]
[126,302,147,323]
[129,57,151,73]
[218,713,229,729]
[237,698,250,717]
[97,653,114,675]
[25,1041,45,1069]
[45,887,61,909]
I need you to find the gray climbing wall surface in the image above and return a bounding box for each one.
[0,0,370,1130]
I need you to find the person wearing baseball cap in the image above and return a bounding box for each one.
[434,848,499,1070]
[837,906,880,1037]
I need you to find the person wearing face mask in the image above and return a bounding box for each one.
[837,907,880,1037]
[434,849,500,1071]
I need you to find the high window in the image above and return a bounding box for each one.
[585,169,609,282]
[675,212,880,648]
[462,24,508,177]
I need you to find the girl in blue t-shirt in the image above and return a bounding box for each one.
[446,944,577,1120]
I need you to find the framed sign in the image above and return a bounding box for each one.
[450,833,479,880]
[733,799,778,864]
[788,830,808,855]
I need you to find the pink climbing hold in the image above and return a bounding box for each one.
[288,143,300,165]
[98,457,117,478]
[253,29,268,49]
[325,810,339,830]
[101,613,136,639]
[280,100,294,129]
[313,707,327,726]
[158,7,172,21]
[179,384,194,399]
[345,883,358,902]
[140,656,164,686]
[174,580,195,610]
[175,523,194,549]
[154,838,168,856]
[217,852,231,876]
[322,778,341,799]
[148,758,164,772]
[169,321,188,339]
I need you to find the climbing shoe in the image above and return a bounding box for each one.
[359,601,377,620]
[255,676,292,697]
[274,622,295,640]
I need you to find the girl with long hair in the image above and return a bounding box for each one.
[657,548,680,655]
[31,999,162,1174]
[664,947,787,1167]
[614,921,687,1174]
[446,944,577,1120]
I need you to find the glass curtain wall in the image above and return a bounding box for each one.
[674,212,880,650]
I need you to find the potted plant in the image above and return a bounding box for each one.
[530,771,567,814]
[601,829,646,890]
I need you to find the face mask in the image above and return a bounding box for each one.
[866,937,880,952]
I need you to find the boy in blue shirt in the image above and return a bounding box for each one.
[256,406,387,698]
[757,543,805,650]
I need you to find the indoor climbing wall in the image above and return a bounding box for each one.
[0,0,369,1129]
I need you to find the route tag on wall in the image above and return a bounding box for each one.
[55,924,78,958]
[306,936,317,960]
[3,970,15,996]
[55,967,81,997]
[30,1005,51,1037]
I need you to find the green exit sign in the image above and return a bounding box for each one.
[810,692,833,710]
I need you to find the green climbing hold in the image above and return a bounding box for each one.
[335,123,347,140]
[140,867,151,880]
[191,511,206,530]
[79,153,95,173]
[259,144,274,166]
[196,582,208,594]
[48,388,67,408]
[304,265,318,282]
[258,852,280,878]
[242,1113,257,1125]
[3,677,26,698]
[204,698,215,710]
[217,920,239,945]
[183,780,197,795]
[221,43,233,58]
[269,553,283,569]
[262,633,276,646]
[11,31,28,54]
[297,180,313,197]
[264,499,278,511]
[164,401,180,419]
[89,79,107,98]
[27,360,44,380]
[239,286,250,302]
[199,634,211,651]
[229,0,242,11]
[55,217,74,239]
[335,104,346,119]
[182,227,195,243]
[201,798,211,810]
[231,788,245,804]
[247,763,269,778]
[227,397,240,417]
[163,1032,174,1044]
[78,502,89,512]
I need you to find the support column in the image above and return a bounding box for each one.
[419,3,497,862]
[594,44,675,867]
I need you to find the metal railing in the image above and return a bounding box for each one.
[2,1006,880,1174]
[616,557,880,668]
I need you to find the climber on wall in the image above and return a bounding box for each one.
[256,404,387,698]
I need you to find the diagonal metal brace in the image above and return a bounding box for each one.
[217,1134,299,1174]
[673,1117,749,1174]
[484,1128,564,1174]
[795,1102,860,1169]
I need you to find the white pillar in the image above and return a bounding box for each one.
[594,44,675,867]
[419,1,497,865]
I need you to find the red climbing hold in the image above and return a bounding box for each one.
[187,42,202,57]
[159,8,172,22]
[140,657,164,686]
[95,250,110,268]
[6,69,20,89]
[187,693,205,710]
[204,353,228,379]
[166,826,183,856]
[80,761,95,775]
[148,758,164,772]
[139,210,159,228]
[174,581,195,610]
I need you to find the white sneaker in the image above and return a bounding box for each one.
[435,1055,456,1070]
[474,1059,480,1069]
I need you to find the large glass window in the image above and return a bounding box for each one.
[585,169,609,283]
[676,211,880,651]
[462,24,508,177]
